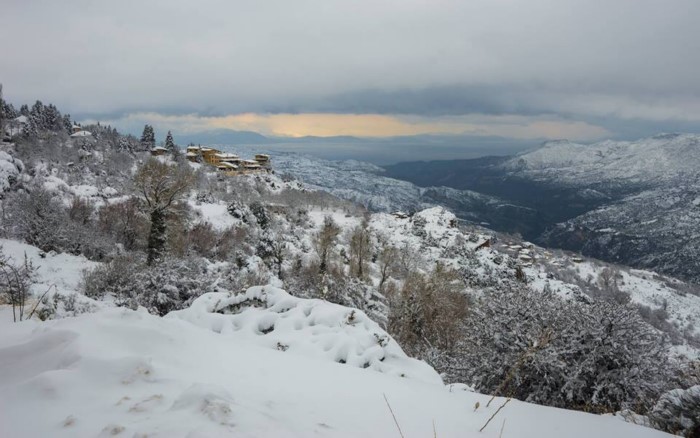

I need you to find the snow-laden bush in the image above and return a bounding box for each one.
[0,151,23,192]
[452,286,671,414]
[649,385,700,437]
[83,256,212,316]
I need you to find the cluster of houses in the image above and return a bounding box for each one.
[151,145,271,175]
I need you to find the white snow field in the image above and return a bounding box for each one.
[0,296,671,437]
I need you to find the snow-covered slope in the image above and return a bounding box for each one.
[233,148,540,231]
[169,287,441,384]
[503,134,700,283]
[504,133,700,186]
[0,305,672,438]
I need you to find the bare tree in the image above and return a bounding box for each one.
[377,242,397,291]
[314,215,340,274]
[134,159,194,265]
[0,249,36,322]
[349,219,371,278]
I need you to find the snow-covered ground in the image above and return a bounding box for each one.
[0,303,672,438]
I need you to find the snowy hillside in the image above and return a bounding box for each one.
[227,146,541,232]
[504,133,700,185]
[504,134,700,283]
[0,304,673,438]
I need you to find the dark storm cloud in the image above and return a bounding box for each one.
[2,0,700,139]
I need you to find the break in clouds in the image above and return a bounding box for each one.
[2,0,700,140]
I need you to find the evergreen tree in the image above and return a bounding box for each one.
[19,104,29,117]
[140,124,155,149]
[62,114,72,133]
[164,130,176,152]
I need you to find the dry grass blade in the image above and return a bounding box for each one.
[383,393,406,438]
[480,398,511,433]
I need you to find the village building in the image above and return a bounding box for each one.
[5,115,28,137]
[217,161,240,174]
[182,145,271,175]
[150,146,168,156]
[200,147,221,165]
[254,154,270,168]
[70,130,93,138]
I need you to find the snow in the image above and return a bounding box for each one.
[70,130,93,138]
[308,209,362,230]
[0,305,671,437]
[0,238,98,299]
[188,201,238,230]
[169,287,441,384]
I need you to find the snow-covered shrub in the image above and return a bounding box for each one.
[83,256,212,316]
[0,151,24,192]
[453,287,671,414]
[82,254,140,299]
[98,198,149,252]
[388,263,468,360]
[249,201,271,229]
[649,385,700,437]
[4,186,114,260]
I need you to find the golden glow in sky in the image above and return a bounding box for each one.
[108,112,610,141]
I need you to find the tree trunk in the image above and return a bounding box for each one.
[147,209,167,266]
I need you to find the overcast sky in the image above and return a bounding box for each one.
[2,0,700,145]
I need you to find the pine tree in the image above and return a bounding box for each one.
[140,124,155,149]
[164,130,176,152]
[62,114,72,133]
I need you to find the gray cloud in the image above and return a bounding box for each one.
[2,0,700,139]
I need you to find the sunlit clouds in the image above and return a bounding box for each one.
[97,112,610,141]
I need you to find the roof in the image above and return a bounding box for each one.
[152,146,168,151]
[70,130,93,137]
[255,154,270,159]
[217,162,239,169]
[186,146,200,151]
[14,116,28,123]
[214,153,239,159]
[186,152,198,157]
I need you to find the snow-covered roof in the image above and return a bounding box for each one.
[13,115,28,124]
[70,130,92,138]
[215,153,239,159]
[186,152,198,157]
[152,146,168,151]
[217,162,239,169]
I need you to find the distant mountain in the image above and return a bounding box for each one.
[382,133,700,283]
[176,129,271,145]
[262,149,544,236]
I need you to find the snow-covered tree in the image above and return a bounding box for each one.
[134,159,194,265]
[140,124,155,149]
[164,130,176,152]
